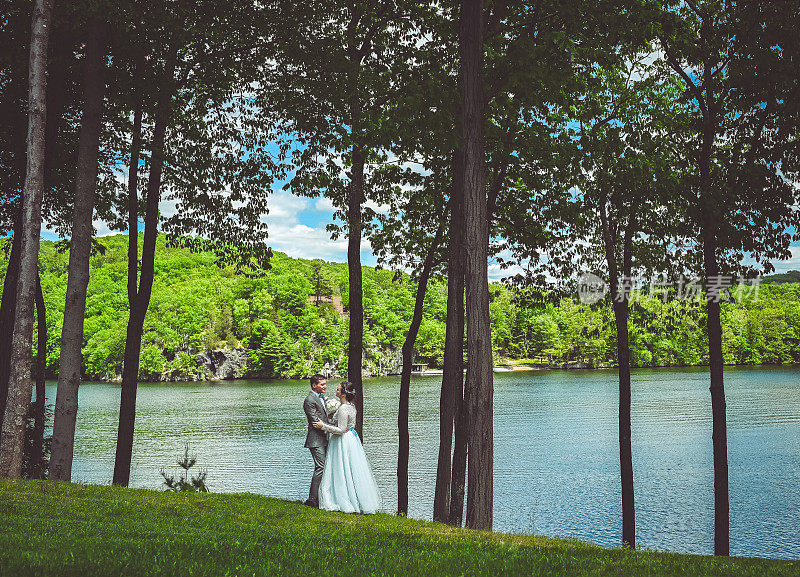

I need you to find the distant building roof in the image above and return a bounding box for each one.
[307,294,347,316]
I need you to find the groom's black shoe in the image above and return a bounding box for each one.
[304,499,319,508]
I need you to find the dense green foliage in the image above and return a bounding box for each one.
[0,479,796,576]
[3,234,800,381]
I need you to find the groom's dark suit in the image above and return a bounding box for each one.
[303,389,331,506]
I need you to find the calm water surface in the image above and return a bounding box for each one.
[44,366,800,559]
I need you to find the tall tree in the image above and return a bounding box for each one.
[393,2,469,526]
[460,0,668,534]
[112,0,276,485]
[435,0,620,526]
[113,44,177,486]
[357,15,461,514]
[49,14,109,482]
[435,149,467,525]
[459,0,493,531]
[0,0,80,439]
[395,217,445,516]
[565,59,687,549]
[0,0,56,478]
[0,3,30,421]
[0,0,32,437]
[310,260,334,306]
[659,1,800,554]
[369,154,449,515]
[262,0,431,439]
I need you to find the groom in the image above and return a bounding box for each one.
[303,374,330,507]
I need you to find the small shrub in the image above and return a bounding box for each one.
[160,444,208,492]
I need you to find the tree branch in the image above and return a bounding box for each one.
[660,38,708,118]
[684,0,707,19]
[357,4,392,63]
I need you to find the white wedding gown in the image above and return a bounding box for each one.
[318,402,382,514]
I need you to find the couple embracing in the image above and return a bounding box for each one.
[303,374,382,513]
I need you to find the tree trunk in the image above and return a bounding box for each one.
[599,203,636,550]
[30,271,47,477]
[113,302,146,487]
[42,12,71,200]
[701,180,729,557]
[24,24,69,464]
[112,49,175,487]
[449,143,469,529]
[0,8,66,438]
[0,230,22,434]
[398,221,444,516]
[0,0,55,479]
[699,68,729,555]
[613,297,635,548]
[705,225,729,556]
[434,151,466,525]
[127,61,144,306]
[449,354,468,526]
[49,16,107,482]
[347,96,365,440]
[32,18,68,470]
[460,0,492,531]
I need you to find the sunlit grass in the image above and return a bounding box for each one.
[0,479,795,576]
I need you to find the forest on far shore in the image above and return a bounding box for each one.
[5,233,800,382]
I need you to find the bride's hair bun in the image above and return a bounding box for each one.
[340,381,357,402]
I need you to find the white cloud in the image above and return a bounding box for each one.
[488,260,526,283]
[39,220,61,241]
[259,189,374,262]
[158,197,180,219]
[264,220,375,262]
[314,197,335,212]
[364,199,390,215]
[769,246,800,273]
[92,219,116,237]
[486,248,522,283]
[263,189,309,219]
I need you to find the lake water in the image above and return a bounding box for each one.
[44,366,800,559]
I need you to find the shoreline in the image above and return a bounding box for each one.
[52,361,800,385]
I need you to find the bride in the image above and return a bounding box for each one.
[312,382,382,514]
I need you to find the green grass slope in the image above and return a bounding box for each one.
[0,480,796,576]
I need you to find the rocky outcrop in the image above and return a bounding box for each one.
[197,348,247,380]
[551,360,608,370]
[102,344,408,383]
[365,347,403,376]
[309,347,403,379]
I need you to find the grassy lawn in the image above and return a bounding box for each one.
[0,479,796,576]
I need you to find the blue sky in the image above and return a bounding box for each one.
[41,187,382,265]
[39,179,800,281]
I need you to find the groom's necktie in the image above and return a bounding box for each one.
[318,393,325,418]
